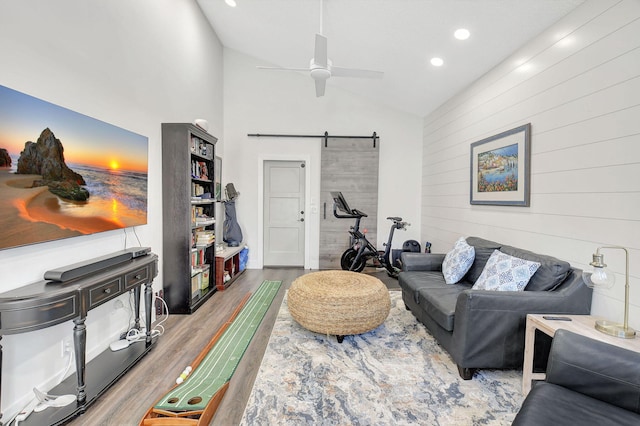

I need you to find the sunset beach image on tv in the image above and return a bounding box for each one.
[0,84,148,250]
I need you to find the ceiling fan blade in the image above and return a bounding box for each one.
[315,79,326,97]
[331,66,384,79]
[257,66,310,72]
[314,34,328,68]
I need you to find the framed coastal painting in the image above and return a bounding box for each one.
[470,123,531,206]
[0,83,148,250]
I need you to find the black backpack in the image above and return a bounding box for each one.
[402,240,421,253]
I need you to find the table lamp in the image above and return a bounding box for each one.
[582,245,636,339]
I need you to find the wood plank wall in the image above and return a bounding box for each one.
[420,0,640,328]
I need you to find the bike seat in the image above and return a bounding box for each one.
[387,216,402,222]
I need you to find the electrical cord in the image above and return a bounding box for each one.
[122,226,143,250]
[125,294,168,343]
[132,227,142,246]
[10,345,74,425]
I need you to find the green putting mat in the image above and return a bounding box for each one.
[155,280,282,412]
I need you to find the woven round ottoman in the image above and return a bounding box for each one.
[288,270,390,343]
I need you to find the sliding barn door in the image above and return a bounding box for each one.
[319,138,379,269]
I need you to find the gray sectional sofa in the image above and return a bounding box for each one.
[513,329,640,425]
[398,237,592,379]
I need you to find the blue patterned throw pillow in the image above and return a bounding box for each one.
[472,250,541,291]
[442,237,475,284]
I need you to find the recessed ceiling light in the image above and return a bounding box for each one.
[225,0,237,7]
[430,57,444,67]
[454,28,470,40]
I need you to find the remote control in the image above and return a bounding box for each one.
[542,316,572,321]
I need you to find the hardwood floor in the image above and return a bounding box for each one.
[66,267,399,426]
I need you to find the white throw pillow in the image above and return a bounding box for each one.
[442,237,475,284]
[472,250,541,291]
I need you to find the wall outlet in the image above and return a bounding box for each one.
[155,290,164,316]
[61,337,72,357]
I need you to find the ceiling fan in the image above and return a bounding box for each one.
[257,0,383,97]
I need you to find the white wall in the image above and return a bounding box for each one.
[421,0,640,330]
[222,48,423,270]
[0,0,223,418]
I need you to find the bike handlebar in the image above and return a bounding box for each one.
[334,203,409,231]
[333,203,368,219]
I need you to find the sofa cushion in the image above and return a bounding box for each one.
[472,250,541,291]
[416,283,471,331]
[442,237,475,284]
[463,237,502,284]
[500,245,571,291]
[512,382,640,426]
[398,271,448,304]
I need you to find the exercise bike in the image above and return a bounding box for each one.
[331,191,409,278]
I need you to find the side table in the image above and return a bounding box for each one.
[522,314,640,395]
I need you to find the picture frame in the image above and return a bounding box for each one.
[0,83,148,251]
[470,123,531,206]
[214,155,222,201]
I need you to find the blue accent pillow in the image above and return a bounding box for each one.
[472,250,541,291]
[442,237,475,284]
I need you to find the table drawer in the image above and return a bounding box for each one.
[88,278,123,308]
[0,294,79,334]
[125,265,150,290]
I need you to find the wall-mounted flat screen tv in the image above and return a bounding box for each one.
[0,84,148,250]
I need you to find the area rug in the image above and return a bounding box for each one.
[241,290,524,425]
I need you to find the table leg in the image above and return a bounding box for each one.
[1,335,3,424]
[73,317,87,403]
[522,317,538,395]
[134,286,141,331]
[145,282,153,344]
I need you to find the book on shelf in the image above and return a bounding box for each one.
[191,248,207,267]
[201,267,210,290]
[191,272,202,298]
[190,136,212,158]
[192,206,212,225]
[190,160,210,180]
[195,229,215,246]
[194,217,215,226]
[191,182,205,197]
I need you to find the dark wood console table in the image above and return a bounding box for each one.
[0,252,158,425]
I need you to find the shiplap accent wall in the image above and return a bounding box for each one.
[421,0,640,329]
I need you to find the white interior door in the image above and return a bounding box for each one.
[263,160,306,266]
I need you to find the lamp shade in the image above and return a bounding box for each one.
[582,246,635,339]
[582,253,615,289]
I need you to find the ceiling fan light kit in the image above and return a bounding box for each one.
[310,58,331,80]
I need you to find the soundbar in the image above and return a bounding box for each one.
[44,247,151,282]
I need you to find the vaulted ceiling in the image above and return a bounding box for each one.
[198,0,585,117]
